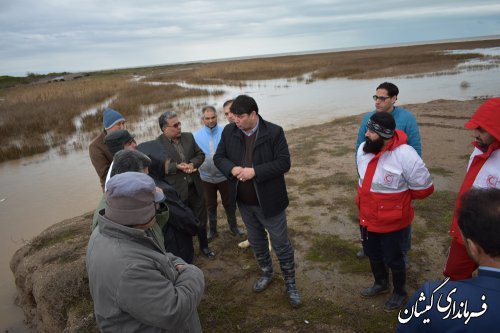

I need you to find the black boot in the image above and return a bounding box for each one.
[281,260,301,308]
[227,213,245,237]
[207,213,218,242]
[361,260,389,297]
[253,252,273,292]
[384,269,408,311]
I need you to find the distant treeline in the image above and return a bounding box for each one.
[0,72,69,89]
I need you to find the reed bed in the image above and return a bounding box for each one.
[141,39,500,84]
[0,76,217,161]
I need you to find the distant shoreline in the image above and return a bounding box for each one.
[7,35,499,77]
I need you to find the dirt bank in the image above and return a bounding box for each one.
[10,98,488,332]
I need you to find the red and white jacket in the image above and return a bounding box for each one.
[449,142,500,244]
[356,130,434,233]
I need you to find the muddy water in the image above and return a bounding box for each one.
[1,57,499,331]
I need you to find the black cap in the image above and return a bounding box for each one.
[105,129,135,156]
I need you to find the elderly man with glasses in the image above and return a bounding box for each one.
[354,82,422,260]
[139,111,216,260]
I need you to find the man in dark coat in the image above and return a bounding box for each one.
[214,94,301,307]
[138,111,215,259]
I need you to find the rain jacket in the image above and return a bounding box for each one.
[356,130,434,233]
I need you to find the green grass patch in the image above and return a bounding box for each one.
[199,280,248,331]
[414,191,456,234]
[29,229,80,252]
[306,234,368,274]
[428,166,454,177]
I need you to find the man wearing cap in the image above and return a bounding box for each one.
[356,112,433,311]
[214,95,301,308]
[193,105,244,240]
[444,98,500,281]
[87,172,205,332]
[103,129,137,189]
[89,107,126,190]
[355,82,422,260]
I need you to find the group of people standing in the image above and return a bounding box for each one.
[86,83,500,332]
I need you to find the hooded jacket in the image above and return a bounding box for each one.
[356,130,434,233]
[449,98,500,243]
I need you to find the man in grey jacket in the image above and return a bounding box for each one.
[86,172,205,332]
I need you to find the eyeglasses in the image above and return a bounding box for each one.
[165,122,181,128]
[373,95,391,102]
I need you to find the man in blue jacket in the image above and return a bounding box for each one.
[398,188,500,332]
[194,105,245,240]
[355,82,422,259]
[214,95,301,308]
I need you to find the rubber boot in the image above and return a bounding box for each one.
[227,212,245,237]
[253,252,273,293]
[384,269,408,311]
[281,260,301,308]
[360,260,389,297]
[207,211,218,242]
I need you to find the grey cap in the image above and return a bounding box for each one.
[105,172,164,226]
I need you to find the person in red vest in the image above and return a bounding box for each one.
[356,112,434,311]
[444,98,500,280]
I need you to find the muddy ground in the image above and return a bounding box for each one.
[11,97,490,332]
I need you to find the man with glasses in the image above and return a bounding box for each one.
[139,111,215,260]
[355,82,422,259]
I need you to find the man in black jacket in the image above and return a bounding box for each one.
[214,95,301,307]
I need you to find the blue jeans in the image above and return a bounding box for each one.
[238,202,294,271]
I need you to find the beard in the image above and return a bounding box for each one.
[363,136,384,155]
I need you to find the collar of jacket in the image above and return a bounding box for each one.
[231,115,270,147]
[201,124,222,135]
[97,212,164,253]
[158,133,182,145]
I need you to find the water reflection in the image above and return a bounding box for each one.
[0,52,499,331]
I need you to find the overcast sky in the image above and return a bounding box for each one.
[1,0,499,76]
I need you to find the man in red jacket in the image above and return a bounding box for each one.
[444,98,500,280]
[356,112,434,311]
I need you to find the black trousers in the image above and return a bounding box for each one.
[361,225,410,271]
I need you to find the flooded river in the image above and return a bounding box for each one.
[0,49,499,331]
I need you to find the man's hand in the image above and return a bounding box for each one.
[177,162,197,174]
[232,167,255,182]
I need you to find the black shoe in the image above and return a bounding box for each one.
[286,283,302,308]
[229,225,245,237]
[201,247,216,260]
[384,292,408,311]
[360,282,389,298]
[207,229,218,242]
[253,274,273,293]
